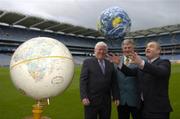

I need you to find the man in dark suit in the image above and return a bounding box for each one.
[80,41,119,119]
[109,41,173,119]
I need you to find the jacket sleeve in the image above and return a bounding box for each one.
[80,60,89,100]
[142,59,171,78]
[111,65,120,100]
[120,64,138,76]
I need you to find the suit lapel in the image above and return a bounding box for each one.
[104,59,108,75]
[93,58,105,75]
[122,56,124,64]
[151,57,160,64]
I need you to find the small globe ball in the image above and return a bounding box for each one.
[97,6,131,39]
[10,37,74,100]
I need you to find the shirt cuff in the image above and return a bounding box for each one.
[139,60,145,69]
[118,62,122,69]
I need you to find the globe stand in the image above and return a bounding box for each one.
[24,99,51,119]
[32,102,43,119]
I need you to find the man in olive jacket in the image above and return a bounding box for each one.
[115,39,141,119]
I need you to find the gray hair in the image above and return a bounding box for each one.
[121,39,135,47]
[95,41,108,51]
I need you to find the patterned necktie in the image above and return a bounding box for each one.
[99,60,105,74]
[124,57,130,65]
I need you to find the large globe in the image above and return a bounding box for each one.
[10,37,74,100]
[97,6,131,39]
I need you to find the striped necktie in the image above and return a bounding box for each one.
[99,60,105,74]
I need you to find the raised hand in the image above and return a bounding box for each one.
[129,52,143,65]
[107,53,121,65]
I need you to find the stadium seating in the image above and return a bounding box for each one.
[0,54,11,66]
[0,25,96,47]
[134,38,147,47]
[1,24,180,65]
[161,54,180,60]
[158,34,173,45]
[174,33,180,43]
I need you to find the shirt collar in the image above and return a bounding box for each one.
[149,57,159,63]
[98,59,105,63]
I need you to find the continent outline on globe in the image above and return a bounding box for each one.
[97,6,131,39]
[10,37,74,100]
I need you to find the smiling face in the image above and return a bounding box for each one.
[94,42,107,60]
[122,39,135,57]
[145,41,161,60]
[122,43,134,57]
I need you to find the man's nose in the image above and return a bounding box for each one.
[100,50,104,53]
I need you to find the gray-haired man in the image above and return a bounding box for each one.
[80,41,119,119]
